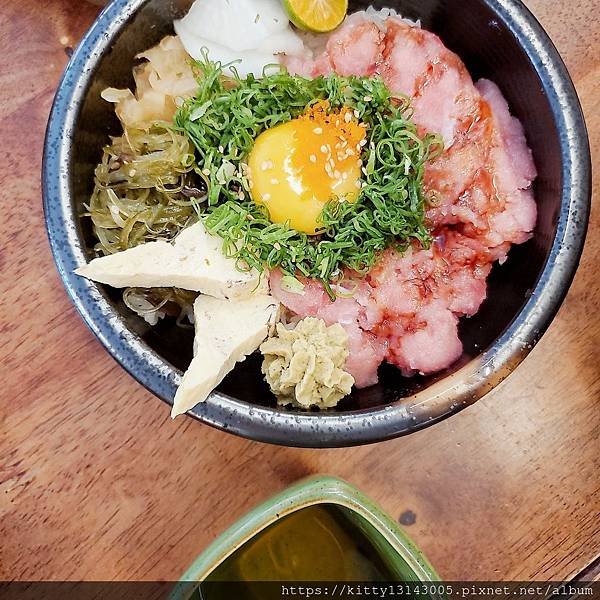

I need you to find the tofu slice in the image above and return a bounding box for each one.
[171,294,280,417]
[75,221,262,299]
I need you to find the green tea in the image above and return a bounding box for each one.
[205,504,398,582]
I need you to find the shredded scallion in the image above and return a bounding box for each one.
[175,60,442,297]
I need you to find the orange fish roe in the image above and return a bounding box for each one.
[300,100,367,159]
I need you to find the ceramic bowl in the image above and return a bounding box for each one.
[170,476,439,597]
[43,0,591,447]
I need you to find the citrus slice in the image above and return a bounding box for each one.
[283,0,348,33]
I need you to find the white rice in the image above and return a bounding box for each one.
[297,7,421,58]
[362,6,421,30]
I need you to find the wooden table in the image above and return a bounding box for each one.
[1,0,598,583]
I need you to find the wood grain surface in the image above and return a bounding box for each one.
[0,0,598,583]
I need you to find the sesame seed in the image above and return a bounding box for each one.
[364,95,373,102]
[354,110,360,118]
[362,167,368,176]
[128,169,136,177]
[262,193,271,201]
[359,139,368,147]
[261,161,273,171]
[218,146,224,153]
[320,145,329,154]
[355,180,362,189]
[334,170,341,179]
[313,127,323,134]
[270,178,280,185]
[344,112,352,123]
[309,154,317,163]
[202,168,210,176]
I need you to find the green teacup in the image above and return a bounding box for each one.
[171,476,438,599]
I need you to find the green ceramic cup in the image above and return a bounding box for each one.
[171,476,439,598]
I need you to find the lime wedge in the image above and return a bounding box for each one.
[283,0,348,33]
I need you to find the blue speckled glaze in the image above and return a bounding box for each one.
[43,0,591,448]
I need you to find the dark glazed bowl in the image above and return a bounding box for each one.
[43,0,591,447]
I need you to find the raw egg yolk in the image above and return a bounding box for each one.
[247,102,367,235]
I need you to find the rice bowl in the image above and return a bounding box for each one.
[43,0,591,446]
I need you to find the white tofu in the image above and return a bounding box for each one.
[75,221,262,300]
[171,294,280,417]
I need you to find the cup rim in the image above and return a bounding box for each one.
[170,475,439,593]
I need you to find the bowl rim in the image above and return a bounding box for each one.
[43,0,591,448]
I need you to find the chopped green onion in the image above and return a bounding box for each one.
[174,60,442,298]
